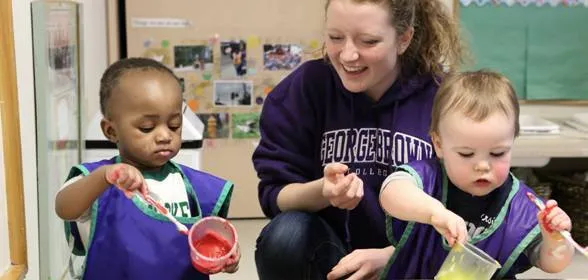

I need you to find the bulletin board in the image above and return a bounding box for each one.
[120,0,326,218]
[459,0,588,102]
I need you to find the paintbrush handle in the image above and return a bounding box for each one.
[134,191,189,235]
[560,231,588,258]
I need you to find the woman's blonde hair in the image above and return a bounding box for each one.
[324,0,466,78]
[430,70,520,137]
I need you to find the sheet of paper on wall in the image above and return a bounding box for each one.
[132,18,191,28]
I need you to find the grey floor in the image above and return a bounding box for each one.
[212,219,588,280]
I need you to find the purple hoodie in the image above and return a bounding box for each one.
[253,59,438,250]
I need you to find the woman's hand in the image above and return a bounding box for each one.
[327,246,394,280]
[322,163,364,210]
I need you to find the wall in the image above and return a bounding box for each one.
[447,0,587,118]
[11,0,108,278]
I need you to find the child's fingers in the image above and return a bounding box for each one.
[545,207,565,222]
[456,219,468,243]
[537,210,546,221]
[116,172,129,186]
[550,214,572,232]
[105,167,121,184]
[128,177,143,192]
[222,262,239,273]
[444,231,456,247]
[140,182,149,196]
[545,199,558,208]
[206,264,224,275]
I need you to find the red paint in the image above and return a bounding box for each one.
[541,205,556,233]
[191,230,234,274]
[193,231,232,258]
[526,192,555,233]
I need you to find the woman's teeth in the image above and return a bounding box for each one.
[343,65,366,73]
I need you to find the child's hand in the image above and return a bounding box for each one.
[538,200,572,238]
[208,243,240,274]
[222,243,240,273]
[104,163,148,198]
[430,208,468,247]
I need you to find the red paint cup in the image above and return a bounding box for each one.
[188,217,238,274]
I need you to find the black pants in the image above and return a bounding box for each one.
[255,211,349,280]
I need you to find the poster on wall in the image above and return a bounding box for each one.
[31,1,83,279]
[213,80,253,107]
[220,40,247,78]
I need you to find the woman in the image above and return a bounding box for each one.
[253,0,465,279]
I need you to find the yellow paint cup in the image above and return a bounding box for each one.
[435,242,501,280]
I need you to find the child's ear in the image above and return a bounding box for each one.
[100,118,118,143]
[431,132,443,159]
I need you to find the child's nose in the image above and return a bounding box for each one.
[155,128,172,143]
[474,161,490,172]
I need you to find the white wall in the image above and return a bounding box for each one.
[0,116,9,276]
[11,0,108,279]
[80,0,109,129]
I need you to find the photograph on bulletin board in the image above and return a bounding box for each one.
[263,44,303,70]
[173,45,213,72]
[197,113,230,139]
[232,112,260,139]
[213,80,253,107]
[221,40,247,78]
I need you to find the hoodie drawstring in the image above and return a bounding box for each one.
[344,97,355,252]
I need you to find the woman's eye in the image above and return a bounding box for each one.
[458,152,474,158]
[363,40,379,45]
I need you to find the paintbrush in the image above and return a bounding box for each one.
[135,190,190,235]
[526,192,588,259]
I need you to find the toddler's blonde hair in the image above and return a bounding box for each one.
[430,70,520,137]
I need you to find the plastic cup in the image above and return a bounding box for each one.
[435,242,501,280]
[188,216,238,274]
